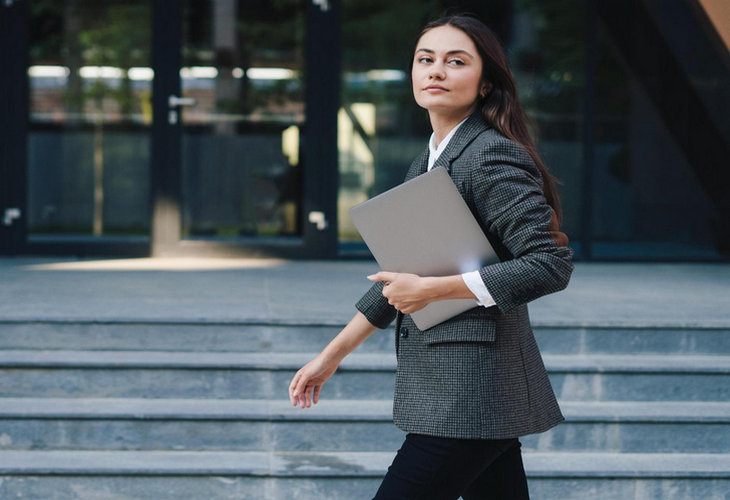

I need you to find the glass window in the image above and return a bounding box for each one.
[589,0,729,259]
[339,1,460,247]
[27,0,152,241]
[339,0,730,260]
[180,0,305,240]
[514,0,585,254]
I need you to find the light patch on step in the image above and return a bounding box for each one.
[20,257,288,272]
[71,483,126,500]
[0,434,12,447]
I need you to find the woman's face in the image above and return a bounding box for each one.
[412,25,485,118]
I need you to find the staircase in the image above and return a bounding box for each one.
[0,320,728,499]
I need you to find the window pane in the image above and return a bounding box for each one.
[591,0,729,258]
[339,1,455,245]
[180,0,305,240]
[27,0,152,241]
[516,0,585,254]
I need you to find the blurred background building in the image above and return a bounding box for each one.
[1,0,729,261]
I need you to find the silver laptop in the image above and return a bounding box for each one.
[349,167,499,330]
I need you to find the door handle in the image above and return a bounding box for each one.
[308,211,328,231]
[2,207,21,226]
[168,95,197,107]
[167,95,197,125]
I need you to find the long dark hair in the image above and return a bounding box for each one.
[415,15,564,224]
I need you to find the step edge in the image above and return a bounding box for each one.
[0,351,728,372]
[1,318,729,330]
[0,399,727,422]
[0,451,727,478]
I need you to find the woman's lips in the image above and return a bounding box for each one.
[424,86,448,92]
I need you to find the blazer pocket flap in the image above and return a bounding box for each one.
[422,315,496,345]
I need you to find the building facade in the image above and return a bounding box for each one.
[1,0,728,260]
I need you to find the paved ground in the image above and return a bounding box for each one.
[0,257,728,327]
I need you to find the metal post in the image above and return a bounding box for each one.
[150,0,183,256]
[581,0,597,260]
[0,0,29,255]
[303,0,341,258]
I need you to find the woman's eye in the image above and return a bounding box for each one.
[418,57,432,64]
[448,59,465,66]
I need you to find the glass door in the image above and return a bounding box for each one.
[154,0,339,258]
[180,0,304,241]
[2,0,339,258]
[22,0,153,256]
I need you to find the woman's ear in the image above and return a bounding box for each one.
[480,82,492,97]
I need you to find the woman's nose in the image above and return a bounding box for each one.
[428,63,445,79]
[428,62,444,80]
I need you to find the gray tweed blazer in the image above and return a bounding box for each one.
[355,111,574,439]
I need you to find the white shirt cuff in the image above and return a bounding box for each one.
[461,271,497,308]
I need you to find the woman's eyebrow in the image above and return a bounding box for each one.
[415,48,475,58]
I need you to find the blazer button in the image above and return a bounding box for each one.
[399,327,409,338]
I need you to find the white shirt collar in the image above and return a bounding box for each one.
[427,115,470,171]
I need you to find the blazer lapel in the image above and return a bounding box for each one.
[431,112,491,173]
[405,112,491,181]
[405,148,429,181]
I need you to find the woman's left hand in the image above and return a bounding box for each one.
[368,272,432,314]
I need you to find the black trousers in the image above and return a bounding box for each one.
[373,433,530,500]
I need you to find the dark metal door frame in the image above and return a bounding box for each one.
[0,0,28,256]
[150,0,182,257]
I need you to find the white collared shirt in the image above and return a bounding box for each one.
[427,117,497,309]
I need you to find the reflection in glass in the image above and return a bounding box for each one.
[589,0,728,258]
[338,1,553,246]
[514,0,585,252]
[339,0,444,244]
[339,1,729,260]
[180,0,305,239]
[27,0,152,240]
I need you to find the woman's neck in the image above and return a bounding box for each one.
[429,109,474,148]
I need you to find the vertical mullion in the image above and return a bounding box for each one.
[150,0,182,255]
[304,0,340,258]
[581,0,597,260]
[0,0,29,255]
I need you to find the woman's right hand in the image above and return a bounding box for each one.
[288,354,339,408]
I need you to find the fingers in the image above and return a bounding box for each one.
[290,370,309,408]
[300,384,319,408]
[289,369,323,408]
[288,372,300,406]
[367,271,397,283]
[297,377,310,408]
[302,385,311,408]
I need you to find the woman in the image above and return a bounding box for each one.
[289,14,573,499]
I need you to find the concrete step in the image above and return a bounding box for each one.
[536,326,730,355]
[0,398,727,453]
[0,450,726,500]
[1,320,728,355]
[0,350,728,401]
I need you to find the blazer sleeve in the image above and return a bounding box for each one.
[355,281,398,329]
[471,138,574,314]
